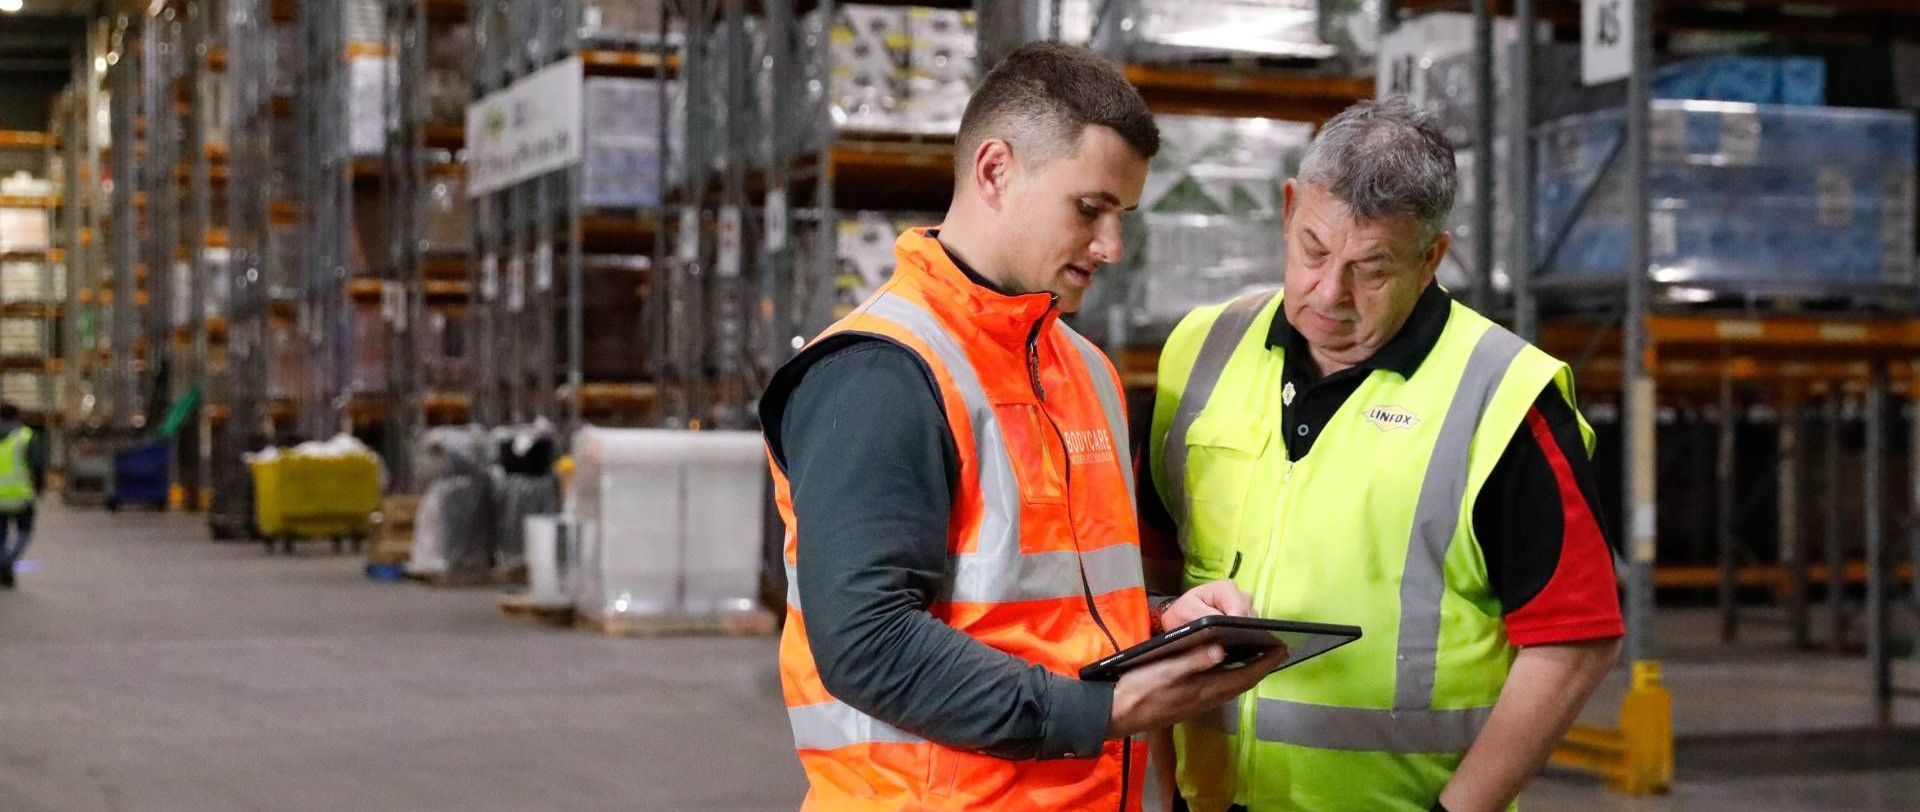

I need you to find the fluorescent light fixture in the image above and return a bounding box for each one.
[0,0,24,14]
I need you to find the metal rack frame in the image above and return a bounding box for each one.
[468,0,674,436]
[211,0,277,536]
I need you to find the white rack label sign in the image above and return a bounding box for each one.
[506,255,526,312]
[467,57,585,197]
[1582,0,1632,86]
[535,242,554,292]
[765,189,788,252]
[717,206,743,278]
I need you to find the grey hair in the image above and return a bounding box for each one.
[1296,97,1457,245]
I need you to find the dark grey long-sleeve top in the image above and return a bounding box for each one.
[762,331,1115,762]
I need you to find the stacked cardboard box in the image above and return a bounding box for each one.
[0,260,61,302]
[905,8,978,135]
[1,372,49,413]
[832,5,912,132]
[1029,0,1347,61]
[581,0,674,46]
[831,5,978,135]
[419,308,471,391]
[583,78,665,208]
[349,302,386,394]
[0,207,50,254]
[421,174,471,253]
[0,318,47,357]
[835,211,942,316]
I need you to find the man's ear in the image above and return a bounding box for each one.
[972,137,1016,211]
[1418,229,1450,287]
[1282,178,1298,226]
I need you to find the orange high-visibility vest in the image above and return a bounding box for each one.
[767,228,1153,810]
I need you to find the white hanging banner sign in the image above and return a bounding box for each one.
[1582,0,1633,86]
[467,57,585,197]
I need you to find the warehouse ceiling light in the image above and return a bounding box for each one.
[0,0,23,14]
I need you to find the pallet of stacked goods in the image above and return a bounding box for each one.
[0,132,62,434]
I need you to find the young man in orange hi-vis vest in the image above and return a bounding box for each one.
[758,42,1282,810]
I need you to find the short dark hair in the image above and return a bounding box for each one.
[0,403,18,421]
[955,42,1159,178]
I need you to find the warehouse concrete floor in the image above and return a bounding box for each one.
[2,501,1917,811]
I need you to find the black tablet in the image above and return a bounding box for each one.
[1078,615,1362,682]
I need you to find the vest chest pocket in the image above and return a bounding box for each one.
[1179,411,1272,579]
[990,401,1067,506]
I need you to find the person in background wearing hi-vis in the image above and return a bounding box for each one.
[1140,99,1625,811]
[0,402,49,589]
[758,42,1284,810]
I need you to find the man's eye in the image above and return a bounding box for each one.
[1077,202,1100,219]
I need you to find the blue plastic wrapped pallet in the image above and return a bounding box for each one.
[1535,101,1917,295]
[1653,57,1826,107]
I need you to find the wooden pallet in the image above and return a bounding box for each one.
[497,592,576,627]
[405,569,500,588]
[579,608,779,638]
[406,565,530,589]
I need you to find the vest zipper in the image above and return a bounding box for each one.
[1029,298,1130,811]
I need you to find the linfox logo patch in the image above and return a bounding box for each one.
[1063,427,1116,466]
[1364,405,1420,433]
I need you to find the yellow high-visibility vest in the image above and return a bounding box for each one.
[1150,290,1592,811]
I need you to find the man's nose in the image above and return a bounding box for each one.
[1088,217,1123,265]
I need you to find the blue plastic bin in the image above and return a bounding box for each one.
[109,441,171,510]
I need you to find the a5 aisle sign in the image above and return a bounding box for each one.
[1582,0,1633,86]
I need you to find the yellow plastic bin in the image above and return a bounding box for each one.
[250,453,382,553]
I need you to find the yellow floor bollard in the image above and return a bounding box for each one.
[167,484,186,510]
[1614,660,1673,794]
[1551,659,1672,795]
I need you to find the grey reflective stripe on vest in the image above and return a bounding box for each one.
[1192,698,1487,753]
[789,543,1141,611]
[1255,698,1493,753]
[1162,290,1280,552]
[1058,322,1136,514]
[868,293,1023,568]
[789,699,924,750]
[1391,325,1526,712]
[949,542,1143,604]
[784,293,1144,615]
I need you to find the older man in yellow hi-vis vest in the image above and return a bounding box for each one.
[0,402,48,589]
[1138,99,1624,812]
